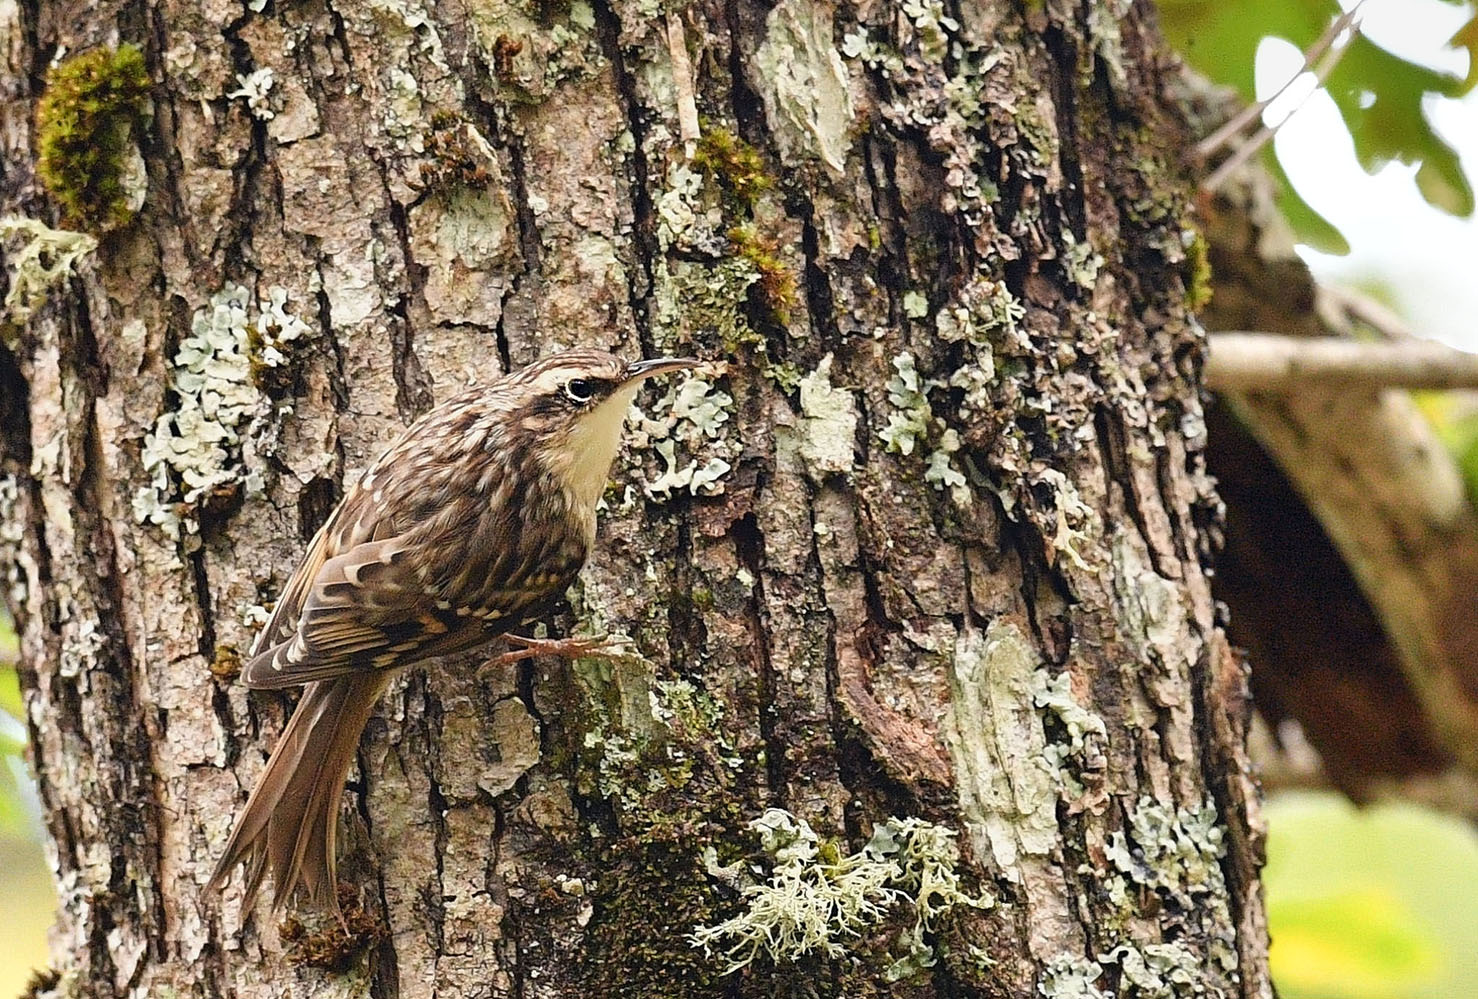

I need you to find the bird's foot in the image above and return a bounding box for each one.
[487,632,635,668]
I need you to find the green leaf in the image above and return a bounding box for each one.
[0,666,21,725]
[1451,15,1478,89]
[1160,0,1478,250]
[1268,152,1351,254]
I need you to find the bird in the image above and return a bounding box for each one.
[207,348,698,914]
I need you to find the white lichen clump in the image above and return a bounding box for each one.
[133,283,311,539]
[629,375,735,500]
[227,67,277,121]
[691,808,990,975]
[0,216,97,325]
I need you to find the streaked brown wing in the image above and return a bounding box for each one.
[242,535,493,688]
[249,517,334,657]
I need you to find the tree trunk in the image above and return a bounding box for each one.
[0,0,1270,996]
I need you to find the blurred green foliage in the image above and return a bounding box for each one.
[1,614,28,838]
[0,611,51,994]
[1160,0,1478,254]
[1265,791,1478,999]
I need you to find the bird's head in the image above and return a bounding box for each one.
[510,349,698,513]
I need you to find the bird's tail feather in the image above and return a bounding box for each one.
[208,672,392,913]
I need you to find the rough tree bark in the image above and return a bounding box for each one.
[0,0,1268,996]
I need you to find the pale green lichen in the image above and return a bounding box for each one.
[656,163,718,250]
[902,290,930,319]
[1039,468,1096,571]
[1032,671,1106,760]
[133,283,312,540]
[797,353,858,478]
[878,352,972,505]
[879,351,934,457]
[1040,954,1110,999]
[901,0,958,64]
[0,216,96,326]
[544,1,601,86]
[935,275,1023,348]
[629,375,737,500]
[1105,796,1226,897]
[1099,941,1204,998]
[1032,670,1106,797]
[690,809,989,974]
[948,357,996,418]
[923,428,969,504]
[945,620,1060,869]
[751,0,854,174]
[1062,231,1104,288]
[1095,796,1240,979]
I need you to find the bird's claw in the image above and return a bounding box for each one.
[486,633,635,668]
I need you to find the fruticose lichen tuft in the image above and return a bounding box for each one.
[133,284,312,540]
[34,44,151,231]
[226,68,276,121]
[690,809,990,974]
[0,216,96,325]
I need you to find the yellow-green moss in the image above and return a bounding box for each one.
[727,223,798,323]
[693,126,772,210]
[1183,228,1213,312]
[34,44,151,232]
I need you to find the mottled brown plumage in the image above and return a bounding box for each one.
[208,349,696,913]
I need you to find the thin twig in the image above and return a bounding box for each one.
[1198,3,1366,195]
[1207,332,1478,392]
[666,12,701,156]
[1195,2,1365,161]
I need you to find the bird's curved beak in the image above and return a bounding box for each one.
[624,356,700,382]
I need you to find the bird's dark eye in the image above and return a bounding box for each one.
[564,378,595,404]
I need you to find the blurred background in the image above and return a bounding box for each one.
[4,0,1478,994]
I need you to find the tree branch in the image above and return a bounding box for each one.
[1206,332,1478,392]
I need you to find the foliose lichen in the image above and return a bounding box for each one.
[627,374,736,500]
[1040,954,1110,999]
[1099,941,1205,998]
[34,43,152,231]
[0,216,97,326]
[133,283,312,540]
[690,809,990,974]
[878,352,934,458]
[1105,796,1226,897]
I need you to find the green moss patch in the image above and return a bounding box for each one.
[34,44,151,231]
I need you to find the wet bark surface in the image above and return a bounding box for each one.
[0,0,1269,996]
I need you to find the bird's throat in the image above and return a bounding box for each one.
[555,380,643,521]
